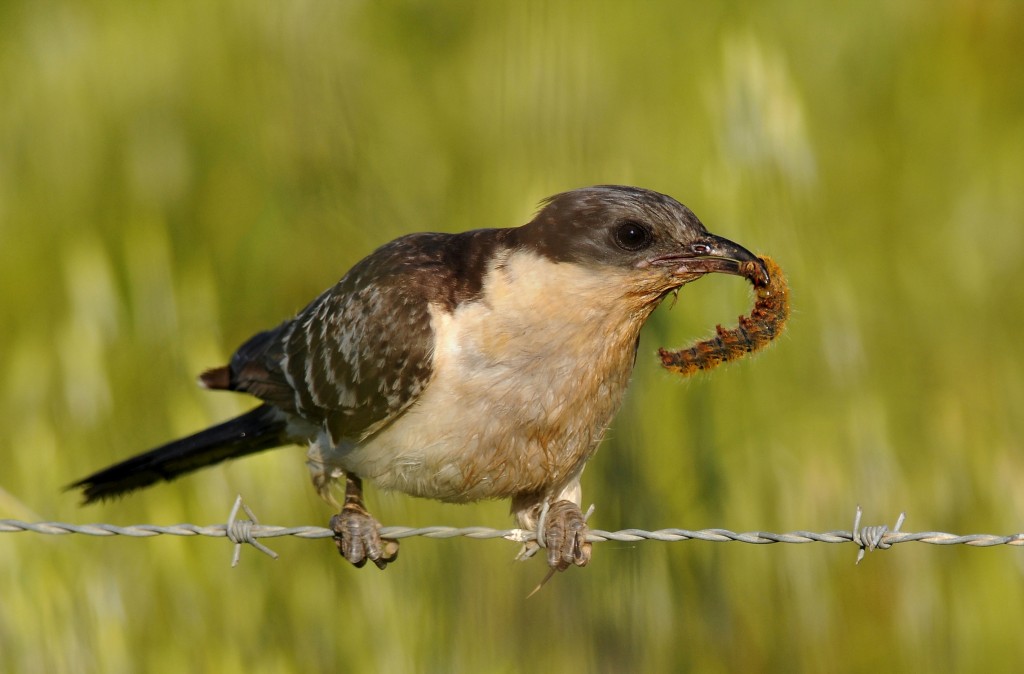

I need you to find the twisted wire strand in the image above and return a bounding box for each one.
[3,499,1022,567]
[3,521,1023,546]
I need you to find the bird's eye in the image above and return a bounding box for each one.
[613,221,653,252]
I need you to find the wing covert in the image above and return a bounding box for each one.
[222,233,471,444]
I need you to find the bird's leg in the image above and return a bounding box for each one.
[514,485,592,571]
[539,499,592,571]
[329,474,399,569]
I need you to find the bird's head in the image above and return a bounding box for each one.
[516,185,767,301]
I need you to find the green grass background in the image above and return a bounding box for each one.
[2,1,1023,672]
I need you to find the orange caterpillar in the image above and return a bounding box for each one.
[659,256,789,376]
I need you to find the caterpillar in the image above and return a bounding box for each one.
[659,256,789,376]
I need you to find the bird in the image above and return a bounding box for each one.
[70,185,767,572]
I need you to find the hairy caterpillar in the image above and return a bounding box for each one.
[659,256,789,376]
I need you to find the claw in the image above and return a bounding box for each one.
[329,506,399,569]
[329,474,398,569]
[542,500,592,571]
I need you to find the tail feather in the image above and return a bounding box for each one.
[69,404,288,504]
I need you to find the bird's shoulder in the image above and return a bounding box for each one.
[204,228,516,442]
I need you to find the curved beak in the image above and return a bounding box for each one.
[649,233,768,285]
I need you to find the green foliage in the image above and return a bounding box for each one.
[2,1,1023,671]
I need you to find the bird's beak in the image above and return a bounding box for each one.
[647,233,768,285]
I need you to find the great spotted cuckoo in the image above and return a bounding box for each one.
[72,185,766,572]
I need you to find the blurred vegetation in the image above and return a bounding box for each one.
[2,0,1023,672]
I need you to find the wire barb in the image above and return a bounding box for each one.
[852,505,906,565]
[226,495,278,566]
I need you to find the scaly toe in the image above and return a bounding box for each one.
[543,500,592,571]
[329,505,399,569]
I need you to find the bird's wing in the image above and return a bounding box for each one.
[206,234,456,444]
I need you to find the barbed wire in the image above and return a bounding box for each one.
[2,498,1022,566]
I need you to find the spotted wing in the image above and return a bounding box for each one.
[209,236,447,444]
[205,229,506,443]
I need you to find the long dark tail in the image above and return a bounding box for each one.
[69,404,288,504]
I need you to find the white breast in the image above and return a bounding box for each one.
[315,249,654,503]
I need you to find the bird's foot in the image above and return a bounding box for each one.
[330,504,399,569]
[517,499,592,571]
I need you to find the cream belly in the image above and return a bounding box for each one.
[311,249,655,503]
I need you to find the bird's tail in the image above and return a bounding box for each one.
[69,404,288,504]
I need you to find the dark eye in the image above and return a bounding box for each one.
[613,221,653,252]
